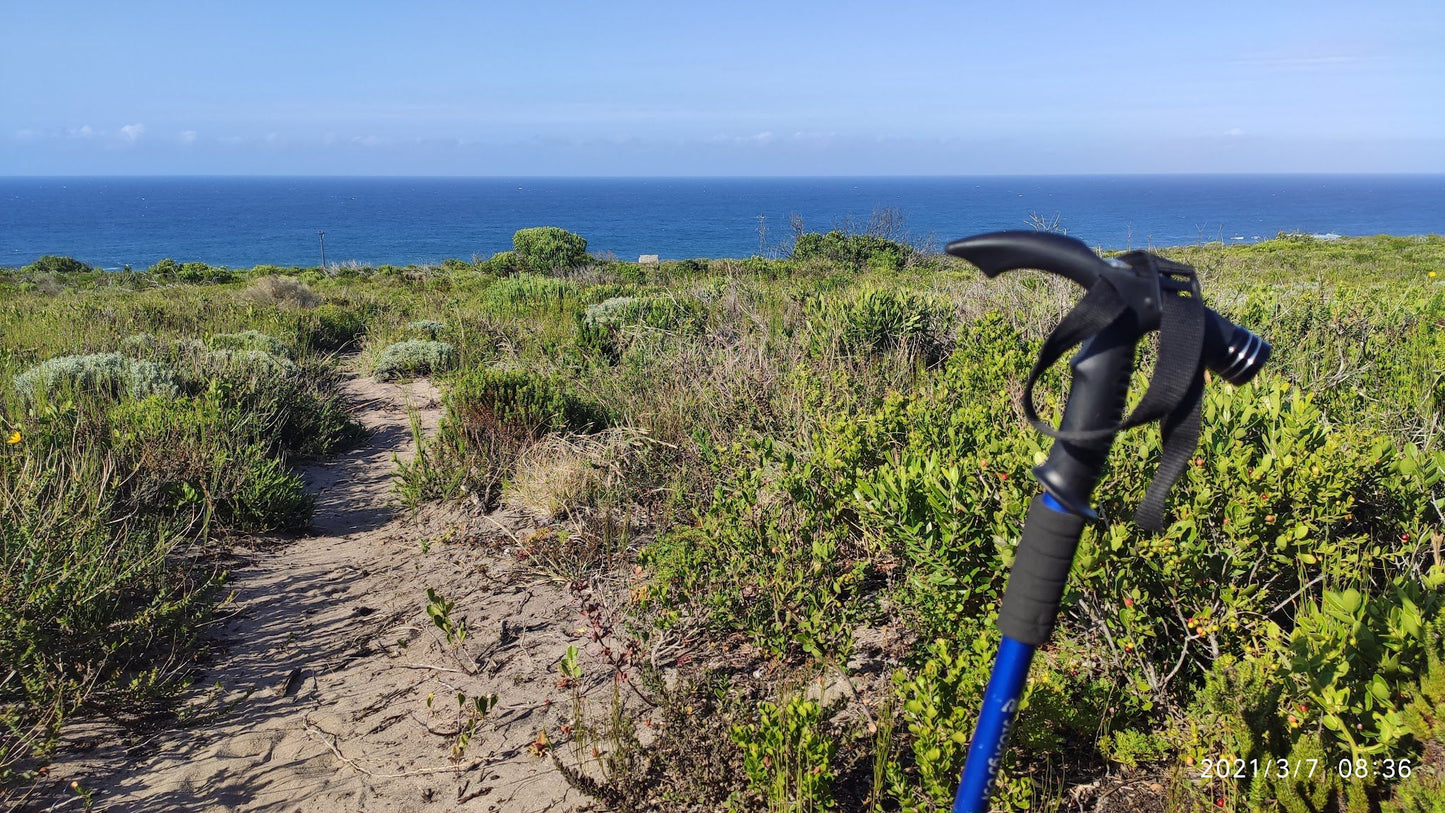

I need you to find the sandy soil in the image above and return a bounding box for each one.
[26,375,611,813]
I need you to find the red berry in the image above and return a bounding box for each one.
[1123,597,1134,608]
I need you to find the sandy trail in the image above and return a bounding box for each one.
[32,375,602,813]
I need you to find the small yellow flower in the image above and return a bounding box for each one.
[6,430,20,445]
[1431,271,1438,278]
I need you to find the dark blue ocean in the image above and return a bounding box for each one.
[2,175,1442,269]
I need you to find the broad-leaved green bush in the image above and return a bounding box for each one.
[732,694,837,812]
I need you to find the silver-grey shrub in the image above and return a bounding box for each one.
[197,348,299,380]
[373,340,457,381]
[14,353,182,400]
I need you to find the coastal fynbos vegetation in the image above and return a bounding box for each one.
[2,228,1443,811]
[0,283,365,789]
[372,339,457,381]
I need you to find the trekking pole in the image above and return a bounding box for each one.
[943,232,1271,812]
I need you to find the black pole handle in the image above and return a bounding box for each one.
[947,231,1270,387]
[999,497,1089,645]
[945,230,1103,288]
[1033,316,1138,517]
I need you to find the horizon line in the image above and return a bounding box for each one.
[3,171,1444,180]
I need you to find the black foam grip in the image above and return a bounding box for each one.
[997,496,1089,646]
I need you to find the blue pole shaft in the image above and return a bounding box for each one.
[953,493,1074,812]
[952,636,1036,812]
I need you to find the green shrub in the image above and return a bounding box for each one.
[397,368,609,507]
[808,288,955,363]
[1286,582,1444,761]
[13,353,181,401]
[792,231,913,269]
[885,638,987,810]
[208,330,291,358]
[21,255,92,275]
[373,340,457,381]
[478,250,518,276]
[109,395,313,532]
[448,367,608,438]
[879,636,1044,811]
[513,226,588,273]
[1100,728,1170,767]
[485,273,580,309]
[306,303,370,351]
[0,446,217,781]
[174,353,360,462]
[119,332,161,356]
[148,258,234,283]
[1386,634,1445,810]
[733,694,837,812]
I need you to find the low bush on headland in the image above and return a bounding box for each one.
[2,230,1443,810]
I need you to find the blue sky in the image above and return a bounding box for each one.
[2,1,1441,175]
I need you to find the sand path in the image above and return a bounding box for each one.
[32,375,601,813]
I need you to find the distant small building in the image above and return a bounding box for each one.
[638,254,660,265]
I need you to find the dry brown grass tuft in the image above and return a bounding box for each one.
[505,428,648,520]
[243,276,321,310]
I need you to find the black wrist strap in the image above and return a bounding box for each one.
[1020,251,1209,531]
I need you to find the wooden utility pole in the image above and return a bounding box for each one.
[318,231,327,269]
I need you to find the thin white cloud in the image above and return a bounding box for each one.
[179,130,198,145]
[352,135,385,147]
[119,123,145,143]
[710,131,778,146]
[68,124,97,139]
[15,129,37,141]
[1230,53,1368,72]
[792,130,836,146]
[1224,128,1245,137]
